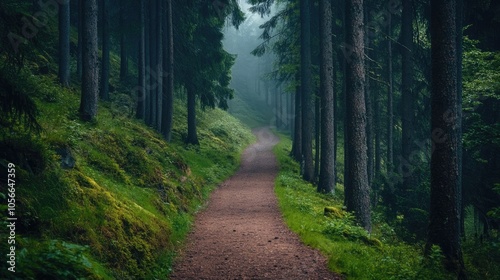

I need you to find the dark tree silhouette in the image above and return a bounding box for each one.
[186,84,199,145]
[344,0,371,232]
[136,0,146,120]
[401,0,415,192]
[427,0,466,277]
[79,0,99,121]
[161,0,174,142]
[300,0,314,182]
[318,0,335,194]
[100,0,110,101]
[58,0,70,87]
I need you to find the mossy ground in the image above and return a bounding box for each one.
[0,63,254,279]
[272,134,456,280]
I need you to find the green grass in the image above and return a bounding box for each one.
[0,64,254,279]
[273,134,454,280]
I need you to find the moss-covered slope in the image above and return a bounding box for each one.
[0,67,254,279]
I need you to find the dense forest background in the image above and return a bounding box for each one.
[0,0,499,279]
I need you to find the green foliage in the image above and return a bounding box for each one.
[462,35,500,157]
[273,134,454,280]
[0,69,41,134]
[0,56,253,279]
[463,234,500,280]
[12,239,111,280]
[487,184,500,220]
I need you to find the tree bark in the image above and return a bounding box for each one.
[401,0,415,192]
[136,0,146,120]
[156,0,163,132]
[345,0,371,232]
[427,0,466,277]
[77,0,83,80]
[374,86,381,206]
[79,0,99,121]
[291,77,302,162]
[100,0,110,101]
[186,85,199,145]
[318,0,335,194]
[119,2,128,81]
[300,0,314,182]
[144,3,151,126]
[161,0,174,141]
[365,22,373,187]
[387,12,394,174]
[314,94,320,182]
[456,0,464,239]
[149,0,157,128]
[58,0,70,87]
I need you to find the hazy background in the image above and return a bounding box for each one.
[223,2,278,127]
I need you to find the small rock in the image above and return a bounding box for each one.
[56,146,75,169]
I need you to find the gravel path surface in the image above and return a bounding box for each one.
[170,128,341,280]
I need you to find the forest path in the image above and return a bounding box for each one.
[170,127,340,280]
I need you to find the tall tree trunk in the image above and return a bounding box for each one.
[161,0,174,141]
[155,0,163,132]
[100,0,110,101]
[119,2,128,81]
[333,60,338,188]
[401,0,415,192]
[79,0,98,121]
[136,0,146,120]
[300,0,314,182]
[456,0,464,239]
[77,0,83,80]
[374,88,381,206]
[291,77,302,162]
[345,0,371,232]
[427,1,466,277]
[365,24,374,187]
[318,0,335,194]
[144,3,151,126]
[275,84,280,129]
[149,0,157,128]
[387,12,394,174]
[58,0,70,87]
[186,85,199,145]
[314,94,320,182]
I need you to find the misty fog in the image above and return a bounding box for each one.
[223,3,284,128]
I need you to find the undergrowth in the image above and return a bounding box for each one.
[0,58,254,278]
[273,134,454,280]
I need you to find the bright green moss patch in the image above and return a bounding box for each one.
[0,66,254,279]
[273,134,453,280]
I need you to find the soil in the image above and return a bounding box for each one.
[170,128,341,280]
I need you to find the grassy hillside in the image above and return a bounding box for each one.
[272,134,500,280]
[272,135,452,280]
[0,60,254,278]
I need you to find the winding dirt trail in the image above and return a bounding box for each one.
[170,128,340,280]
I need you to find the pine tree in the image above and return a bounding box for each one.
[344,0,371,232]
[300,0,314,182]
[318,0,335,194]
[58,0,70,87]
[427,0,466,277]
